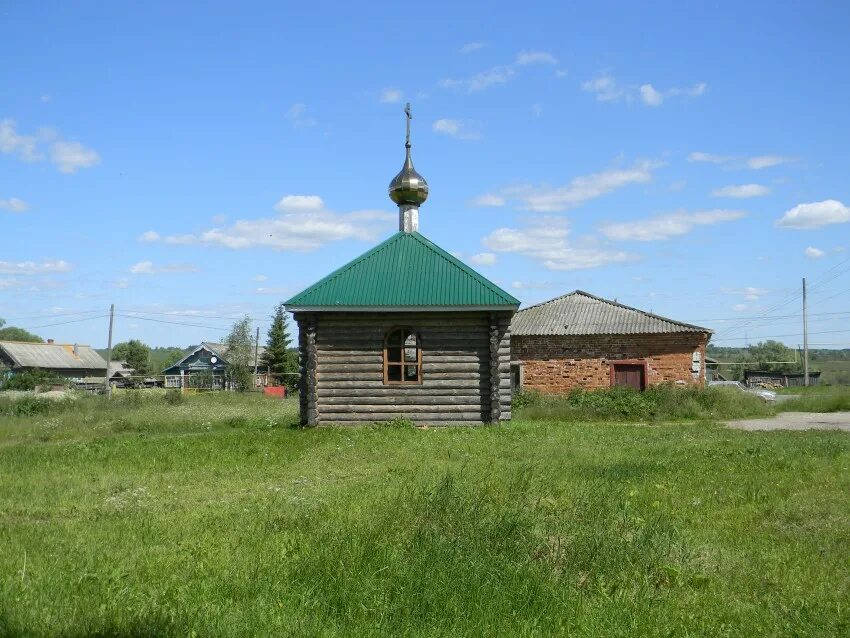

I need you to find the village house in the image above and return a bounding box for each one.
[162,342,268,389]
[510,291,712,393]
[0,339,107,382]
[285,105,518,425]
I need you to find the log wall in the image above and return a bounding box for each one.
[293,311,513,425]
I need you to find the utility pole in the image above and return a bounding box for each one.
[104,304,115,398]
[802,277,809,386]
[253,325,260,388]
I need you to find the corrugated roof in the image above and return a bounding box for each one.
[510,290,711,336]
[163,342,267,373]
[285,232,519,309]
[0,341,108,370]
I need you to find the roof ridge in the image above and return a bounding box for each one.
[409,232,519,305]
[516,290,581,313]
[570,290,711,332]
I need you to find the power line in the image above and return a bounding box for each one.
[116,313,232,332]
[30,315,109,329]
[0,308,104,320]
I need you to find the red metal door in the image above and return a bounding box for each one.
[613,364,645,390]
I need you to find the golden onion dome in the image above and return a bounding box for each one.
[388,103,428,207]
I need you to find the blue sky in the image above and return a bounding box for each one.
[2,1,849,349]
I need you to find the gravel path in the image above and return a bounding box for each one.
[727,411,850,431]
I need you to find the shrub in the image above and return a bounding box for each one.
[0,396,54,417]
[164,389,186,406]
[0,368,64,391]
[515,385,773,422]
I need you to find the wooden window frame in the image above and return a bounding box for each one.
[609,359,648,391]
[383,327,423,385]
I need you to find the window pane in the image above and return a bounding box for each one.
[388,365,402,382]
[387,347,402,363]
[404,346,417,362]
[404,365,418,381]
[404,333,417,347]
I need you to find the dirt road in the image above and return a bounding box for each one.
[727,411,850,431]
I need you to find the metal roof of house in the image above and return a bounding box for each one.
[510,290,712,336]
[0,341,107,370]
[162,342,267,373]
[285,231,519,310]
[109,361,133,377]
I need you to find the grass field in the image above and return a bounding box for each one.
[1,392,849,636]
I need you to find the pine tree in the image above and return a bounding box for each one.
[263,303,298,388]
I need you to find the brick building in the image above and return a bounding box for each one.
[510,291,711,393]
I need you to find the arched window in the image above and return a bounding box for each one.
[384,328,422,384]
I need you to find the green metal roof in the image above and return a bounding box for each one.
[285,232,519,309]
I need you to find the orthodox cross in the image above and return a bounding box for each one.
[404,102,412,148]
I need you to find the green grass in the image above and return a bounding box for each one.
[1,392,849,636]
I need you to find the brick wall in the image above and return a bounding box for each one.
[511,333,709,394]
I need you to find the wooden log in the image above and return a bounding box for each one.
[318,387,484,397]
[318,411,487,421]
[316,379,489,389]
[316,362,487,373]
[319,396,484,406]
[317,371,487,380]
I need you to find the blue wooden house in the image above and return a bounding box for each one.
[162,342,267,389]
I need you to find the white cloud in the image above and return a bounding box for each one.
[585,77,706,106]
[380,88,404,103]
[805,246,825,259]
[139,230,161,242]
[113,278,129,289]
[522,160,660,212]
[747,155,792,169]
[1,118,100,173]
[469,252,497,266]
[129,261,200,275]
[777,200,850,229]
[148,195,396,252]
[0,119,42,161]
[0,260,72,275]
[432,118,481,140]
[555,69,568,78]
[440,65,515,92]
[600,209,745,241]
[531,103,543,117]
[687,151,732,164]
[711,184,770,198]
[515,50,558,66]
[581,75,626,102]
[689,151,794,170]
[275,194,325,213]
[286,103,317,128]
[50,140,100,173]
[470,193,506,207]
[722,287,769,301]
[254,274,268,282]
[440,50,558,93]
[0,197,28,212]
[639,84,664,106]
[459,42,485,54]
[511,280,557,290]
[733,303,748,312]
[482,219,635,271]
[255,286,291,295]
